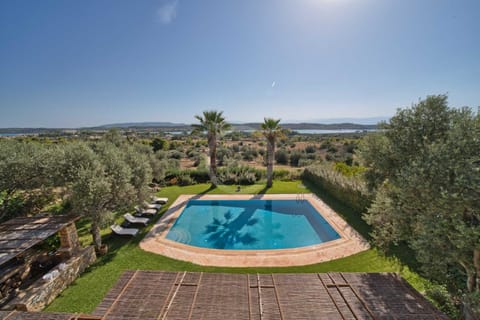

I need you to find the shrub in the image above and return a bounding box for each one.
[217,147,233,164]
[218,166,264,185]
[150,138,168,151]
[327,146,338,153]
[275,149,289,165]
[298,158,314,167]
[165,169,209,185]
[186,150,199,158]
[333,162,366,177]
[319,141,332,150]
[189,169,210,183]
[272,169,299,181]
[425,285,460,319]
[177,174,194,186]
[305,145,316,153]
[289,151,304,167]
[192,156,203,167]
[343,142,356,154]
[242,147,258,161]
[306,153,317,160]
[167,150,184,160]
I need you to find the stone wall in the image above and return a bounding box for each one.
[58,222,81,259]
[8,246,96,312]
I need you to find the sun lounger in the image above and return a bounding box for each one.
[124,213,149,226]
[152,196,168,204]
[144,201,162,210]
[110,224,138,236]
[135,206,157,216]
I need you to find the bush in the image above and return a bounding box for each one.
[165,168,210,185]
[167,150,184,160]
[289,151,304,167]
[425,285,460,319]
[242,147,258,161]
[272,169,301,181]
[343,142,356,154]
[218,166,264,185]
[192,156,203,167]
[319,140,332,150]
[327,146,338,153]
[217,147,233,165]
[177,174,194,186]
[189,169,210,183]
[186,150,199,158]
[298,158,314,167]
[333,162,366,177]
[275,149,289,165]
[150,138,168,151]
[305,145,316,153]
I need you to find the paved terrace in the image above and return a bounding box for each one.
[0,271,447,319]
[140,194,370,267]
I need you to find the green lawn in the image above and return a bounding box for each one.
[45,181,430,313]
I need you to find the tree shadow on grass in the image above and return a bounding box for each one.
[198,184,217,195]
[385,242,423,274]
[256,185,269,195]
[301,178,424,275]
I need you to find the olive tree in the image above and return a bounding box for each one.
[358,95,480,313]
[0,140,58,221]
[65,141,152,250]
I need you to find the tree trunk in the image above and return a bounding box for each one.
[208,135,218,186]
[91,221,102,251]
[266,138,275,188]
[474,248,480,291]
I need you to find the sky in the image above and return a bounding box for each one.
[0,0,479,128]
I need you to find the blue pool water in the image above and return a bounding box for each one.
[166,199,340,250]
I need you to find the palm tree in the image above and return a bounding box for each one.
[261,118,286,188]
[192,110,231,186]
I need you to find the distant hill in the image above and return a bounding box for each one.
[284,117,389,125]
[93,122,377,131]
[96,122,187,128]
[0,121,378,134]
[239,122,377,130]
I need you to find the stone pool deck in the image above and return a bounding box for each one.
[140,194,370,267]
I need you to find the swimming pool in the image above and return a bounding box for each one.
[166,199,340,250]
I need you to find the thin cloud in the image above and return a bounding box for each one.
[157,0,178,24]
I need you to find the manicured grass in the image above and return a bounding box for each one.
[45,181,430,313]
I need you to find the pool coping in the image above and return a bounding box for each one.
[140,194,370,267]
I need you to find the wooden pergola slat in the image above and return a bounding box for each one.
[88,271,448,320]
[0,214,80,268]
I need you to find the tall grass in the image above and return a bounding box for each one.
[303,164,371,212]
